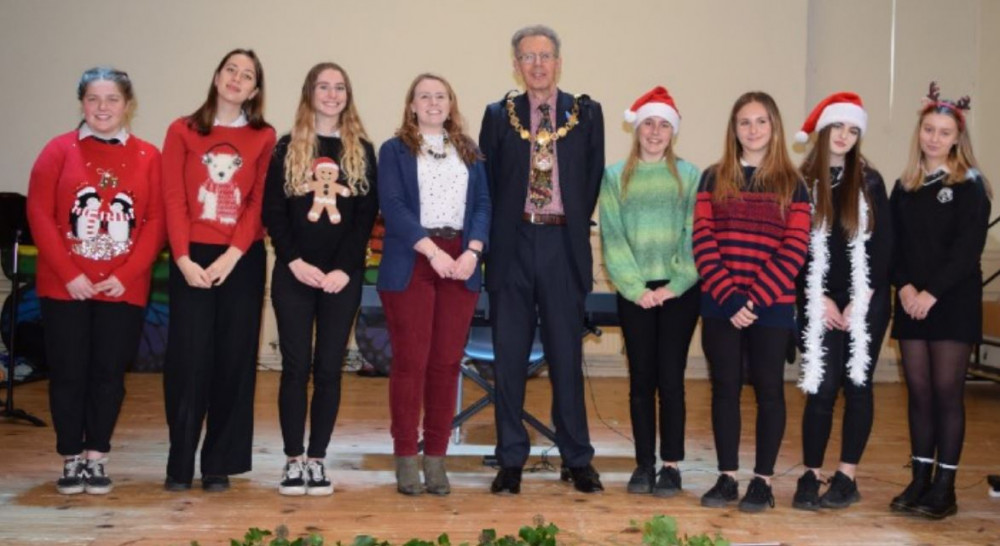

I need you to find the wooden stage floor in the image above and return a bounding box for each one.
[1,371,999,545]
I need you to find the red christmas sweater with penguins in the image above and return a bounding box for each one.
[26,131,166,307]
[161,117,276,258]
[692,166,811,328]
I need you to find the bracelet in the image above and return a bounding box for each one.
[467,248,483,260]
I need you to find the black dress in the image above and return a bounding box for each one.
[890,170,991,343]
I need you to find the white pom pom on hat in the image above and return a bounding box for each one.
[796,92,868,143]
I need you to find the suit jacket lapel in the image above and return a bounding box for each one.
[555,90,573,201]
[398,142,420,209]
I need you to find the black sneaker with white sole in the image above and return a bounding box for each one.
[56,456,87,495]
[278,460,306,496]
[84,458,113,495]
[739,476,776,513]
[305,460,333,496]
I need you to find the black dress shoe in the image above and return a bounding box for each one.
[567,464,603,493]
[164,476,192,492]
[202,475,230,492]
[490,467,522,495]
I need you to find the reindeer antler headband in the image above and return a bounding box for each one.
[921,81,971,129]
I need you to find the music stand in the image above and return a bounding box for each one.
[0,192,46,427]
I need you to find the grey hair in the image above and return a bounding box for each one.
[77,66,133,102]
[510,24,561,57]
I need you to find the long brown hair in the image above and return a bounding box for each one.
[710,91,800,209]
[900,105,992,199]
[800,125,873,237]
[284,62,370,197]
[187,48,268,136]
[620,127,682,198]
[396,73,481,165]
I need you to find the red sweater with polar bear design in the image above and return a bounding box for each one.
[161,117,276,258]
[26,130,165,307]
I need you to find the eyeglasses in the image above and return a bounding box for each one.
[517,52,556,64]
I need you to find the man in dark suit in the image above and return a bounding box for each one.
[479,24,605,494]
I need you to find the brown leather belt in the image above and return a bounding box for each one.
[522,212,567,225]
[425,227,462,239]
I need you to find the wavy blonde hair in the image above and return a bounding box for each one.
[284,62,370,197]
[900,105,992,199]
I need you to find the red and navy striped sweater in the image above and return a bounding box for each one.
[693,166,811,328]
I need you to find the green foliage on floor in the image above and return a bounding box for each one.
[197,514,727,546]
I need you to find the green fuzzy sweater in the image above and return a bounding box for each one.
[598,158,700,303]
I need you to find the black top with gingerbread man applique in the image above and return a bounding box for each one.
[263,134,379,272]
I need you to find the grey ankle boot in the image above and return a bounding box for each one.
[395,456,424,496]
[423,456,450,495]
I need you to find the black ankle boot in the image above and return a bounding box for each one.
[890,459,933,512]
[912,466,957,519]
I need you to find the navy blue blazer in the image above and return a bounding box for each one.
[376,136,491,292]
[479,90,604,293]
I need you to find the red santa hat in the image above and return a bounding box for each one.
[796,92,868,143]
[624,86,681,134]
[312,157,340,172]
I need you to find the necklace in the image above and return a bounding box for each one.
[422,134,450,160]
[504,90,580,144]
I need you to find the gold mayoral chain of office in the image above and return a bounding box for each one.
[504,90,581,149]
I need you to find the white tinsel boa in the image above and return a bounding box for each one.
[799,194,872,394]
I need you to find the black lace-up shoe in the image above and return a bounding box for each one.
[820,471,860,509]
[738,476,775,513]
[701,474,739,508]
[653,466,682,498]
[792,471,821,511]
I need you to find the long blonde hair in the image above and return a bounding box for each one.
[284,62,370,197]
[710,91,801,210]
[899,105,992,199]
[620,128,682,198]
[396,73,481,165]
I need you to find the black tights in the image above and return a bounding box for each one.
[899,339,971,466]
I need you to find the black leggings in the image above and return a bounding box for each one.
[801,294,890,468]
[899,339,971,467]
[702,318,790,476]
[617,286,700,468]
[271,263,362,459]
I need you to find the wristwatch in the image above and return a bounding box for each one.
[467,248,483,260]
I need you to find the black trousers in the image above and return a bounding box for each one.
[271,262,362,459]
[617,285,700,468]
[801,291,890,468]
[41,298,144,456]
[490,223,594,468]
[164,241,265,483]
[702,317,790,476]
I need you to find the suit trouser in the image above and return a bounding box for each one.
[271,262,362,459]
[617,285,700,468]
[801,290,890,468]
[702,317,790,476]
[490,222,594,468]
[164,241,265,483]
[41,298,144,456]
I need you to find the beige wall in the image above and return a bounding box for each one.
[2,0,997,363]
